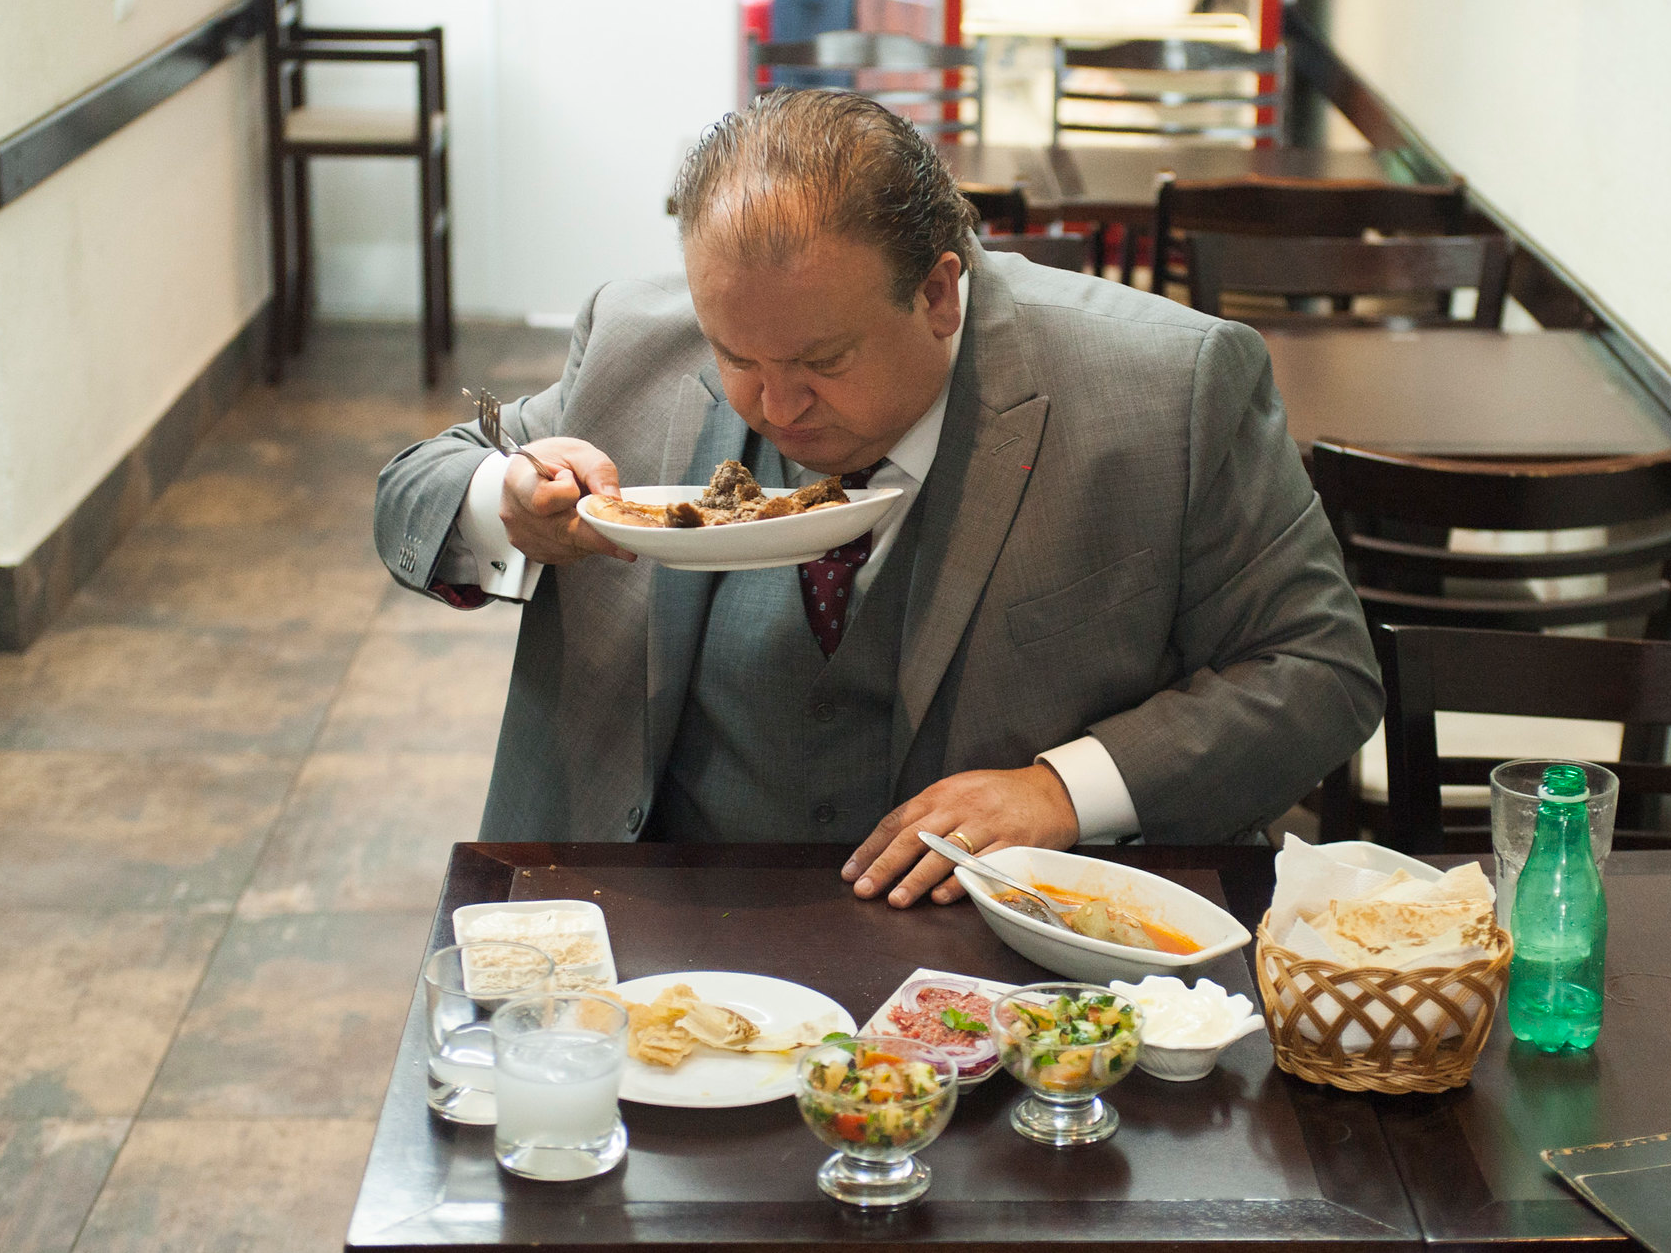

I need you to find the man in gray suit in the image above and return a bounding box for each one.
[376,90,1381,909]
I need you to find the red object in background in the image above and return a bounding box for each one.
[1257,0,1280,146]
[744,1,771,85]
[943,0,961,130]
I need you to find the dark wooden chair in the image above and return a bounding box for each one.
[1184,231,1509,327]
[1311,441,1671,843]
[747,31,984,140]
[1052,38,1287,145]
[1146,174,1471,295]
[263,1,452,386]
[1376,623,1671,853]
[961,184,1099,273]
[960,183,1028,235]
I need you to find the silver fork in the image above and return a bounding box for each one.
[463,387,558,480]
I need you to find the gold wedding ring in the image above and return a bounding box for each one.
[944,831,974,855]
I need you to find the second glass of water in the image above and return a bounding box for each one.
[424,941,555,1124]
[491,991,629,1181]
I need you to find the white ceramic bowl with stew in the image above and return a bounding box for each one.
[954,847,1252,983]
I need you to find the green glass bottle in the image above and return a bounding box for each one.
[1505,763,1608,1051]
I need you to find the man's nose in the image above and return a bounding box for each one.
[758,370,813,427]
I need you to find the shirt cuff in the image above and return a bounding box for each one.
[1036,736,1141,843]
[451,452,544,600]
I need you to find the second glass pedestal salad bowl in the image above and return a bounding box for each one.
[991,982,1143,1145]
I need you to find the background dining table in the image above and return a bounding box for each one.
[1263,326,1671,458]
[344,842,1671,1252]
[941,143,1404,227]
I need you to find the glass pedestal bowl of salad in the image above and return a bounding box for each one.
[991,982,1143,1146]
[794,1036,958,1207]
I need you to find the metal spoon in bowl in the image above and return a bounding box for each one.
[917,831,1076,933]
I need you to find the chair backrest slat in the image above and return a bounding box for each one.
[1378,624,1671,851]
[747,32,984,140]
[1053,38,1287,146]
[1186,232,1508,326]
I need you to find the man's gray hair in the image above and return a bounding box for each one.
[672,89,977,308]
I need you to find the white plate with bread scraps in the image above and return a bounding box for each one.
[615,971,855,1108]
[578,486,903,571]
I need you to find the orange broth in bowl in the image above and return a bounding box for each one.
[1028,882,1203,956]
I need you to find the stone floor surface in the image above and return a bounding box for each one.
[0,323,556,1253]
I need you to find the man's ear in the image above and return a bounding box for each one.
[920,251,963,340]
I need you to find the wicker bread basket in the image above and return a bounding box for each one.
[1255,911,1513,1094]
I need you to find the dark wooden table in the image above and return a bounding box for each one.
[346,844,1415,1251]
[343,844,1671,1251]
[1264,327,1671,458]
[942,143,1401,226]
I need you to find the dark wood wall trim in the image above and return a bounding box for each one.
[1284,3,1671,408]
[0,0,263,209]
[0,304,269,652]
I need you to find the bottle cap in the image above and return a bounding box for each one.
[1538,762,1590,802]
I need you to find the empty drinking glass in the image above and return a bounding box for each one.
[423,941,554,1124]
[1490,759,1618,923]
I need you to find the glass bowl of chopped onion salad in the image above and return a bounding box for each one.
[991,983,1143,1146]
[794,1036,958,1207]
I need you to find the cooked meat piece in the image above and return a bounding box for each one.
[750,496,799,520]
[665,501,705,528]
[788,476,849,509]
[697,460,763,509]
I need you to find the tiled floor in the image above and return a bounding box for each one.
[0,322,559,1253]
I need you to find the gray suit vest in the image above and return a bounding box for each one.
[650,475,919,845]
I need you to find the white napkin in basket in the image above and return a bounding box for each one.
[1268,835,1500,1052]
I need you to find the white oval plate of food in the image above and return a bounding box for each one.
[860,968,1016,1087]
[578,486,903,571]
[615,971,855,1108]
[954,847,1252,983]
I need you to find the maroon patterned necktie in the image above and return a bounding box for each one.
[798,460,886,657]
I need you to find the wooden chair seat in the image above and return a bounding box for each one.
[283,106,439,147]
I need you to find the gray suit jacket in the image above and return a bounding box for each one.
[375,247,1382,844]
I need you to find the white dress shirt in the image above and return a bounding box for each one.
[435,271,1140,841]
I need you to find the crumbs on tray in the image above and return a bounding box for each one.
[460,908,607,989]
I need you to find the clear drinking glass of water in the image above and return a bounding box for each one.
[423,941,555,1125]
[491,991,629,1181]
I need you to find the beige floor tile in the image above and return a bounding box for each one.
[141,423,394,532]
[312,629,516,753]
[144,911,430,1120]
[371,579,524,635]
[0,751,293,911]
[63,529,390,633]
[0,912,227,1119]
[239,752,494,916]
[0,1118,129,1253]
[0,625,361,752]
[72,1118,374,1253]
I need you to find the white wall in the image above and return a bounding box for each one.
[0,45,269,565]
[1316,0,1671,366]
[0,0,235,138]
[301,0,740,323]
